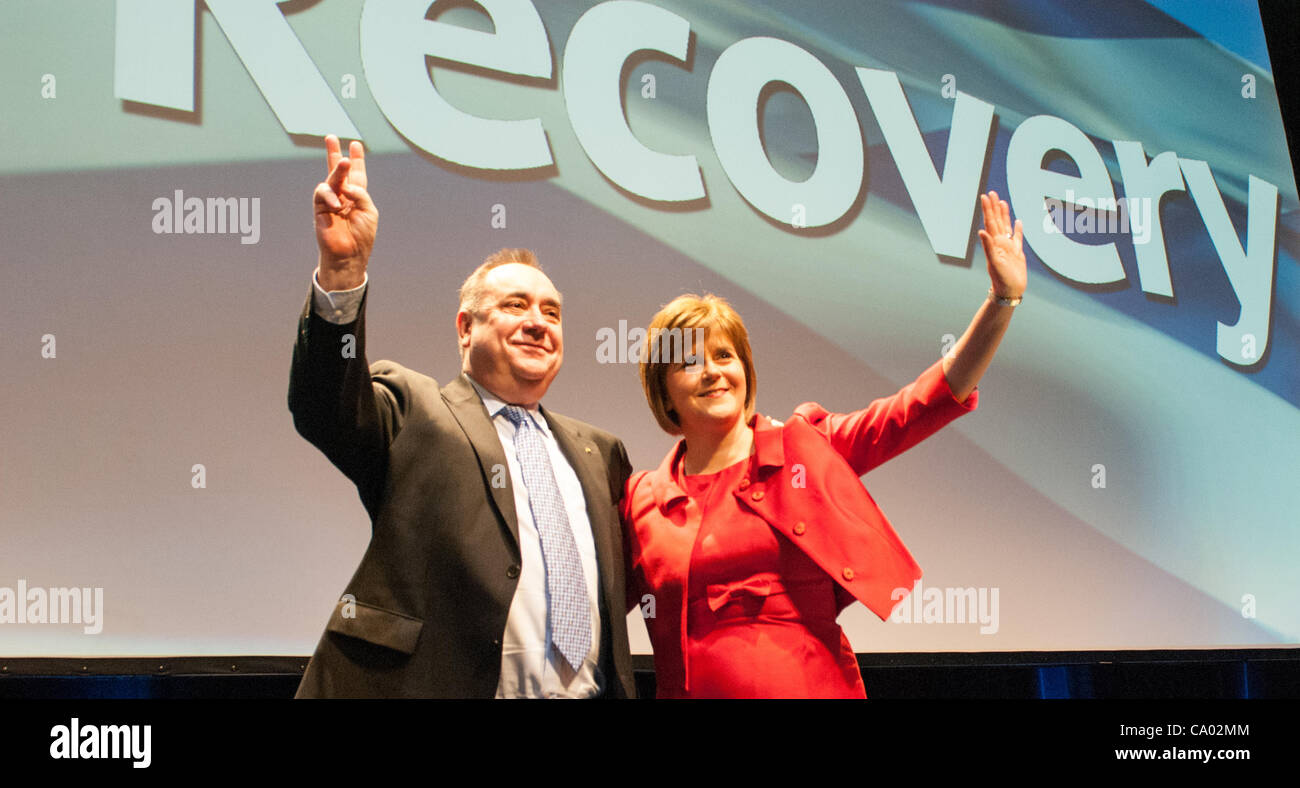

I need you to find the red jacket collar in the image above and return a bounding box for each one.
[649,414,786,513]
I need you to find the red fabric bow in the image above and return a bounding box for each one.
[706,574,782,612]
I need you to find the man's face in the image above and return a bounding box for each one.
[458,263,564,406]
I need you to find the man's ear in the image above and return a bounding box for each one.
[456,310,472,347]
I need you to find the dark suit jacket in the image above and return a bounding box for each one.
[288,289,635,697]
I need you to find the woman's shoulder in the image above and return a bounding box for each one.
[789,402,832,424]
[622,464,662,512]
[625,468,652,494]
[753,405,834,436]
[622,439,689,522]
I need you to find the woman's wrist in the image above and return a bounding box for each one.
[988,287,1023,306]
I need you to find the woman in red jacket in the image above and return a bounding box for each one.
[622,191,1026,698]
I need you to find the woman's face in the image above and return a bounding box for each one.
[665,331,748,436]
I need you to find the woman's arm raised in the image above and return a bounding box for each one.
[942,190,1027,403]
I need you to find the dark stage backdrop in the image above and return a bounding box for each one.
[1,0,1297,658]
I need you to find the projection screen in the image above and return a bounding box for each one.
[1,0,1296,658]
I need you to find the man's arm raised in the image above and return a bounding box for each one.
[291,136,395,513]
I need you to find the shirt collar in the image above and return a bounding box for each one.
[650,413,784,512]
[465,373,553,439]
[751,412,785,470]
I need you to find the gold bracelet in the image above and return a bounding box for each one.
[988,288,1023,307]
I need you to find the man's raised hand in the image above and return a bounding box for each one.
[314,135,377,290]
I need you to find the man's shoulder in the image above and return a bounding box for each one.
[368,359,440,388]
[366,361,461,413]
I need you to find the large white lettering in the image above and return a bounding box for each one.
[1179,163,1279,366]
[114,0,359,137]
[360,0,553,170]
[111,0,1282,369]
[563,1,704,201]
[707,37,864,228]
[1113,141,1185,298]
[857,68,994,258]
[1007,114,1126,286]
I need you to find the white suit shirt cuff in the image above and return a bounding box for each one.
[311,268,367,324]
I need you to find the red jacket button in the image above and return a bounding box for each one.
[738,479,750,490]
[793,521,806,535]
[842,567,855,581]
[751,490,764,501]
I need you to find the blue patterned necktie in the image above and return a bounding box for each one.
[501,405,591,672]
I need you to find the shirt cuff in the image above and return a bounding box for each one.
[928,359,979,411]
[311,268,367,325]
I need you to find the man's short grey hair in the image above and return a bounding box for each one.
[457,248,543,317]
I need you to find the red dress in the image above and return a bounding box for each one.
[623,362,978,698]
[674,455,866,699]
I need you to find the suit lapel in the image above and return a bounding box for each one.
[441,374,519,548]
[545,409,618,612]
[440,375,615,608]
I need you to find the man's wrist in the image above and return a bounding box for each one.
[312,268,367,324]
[318,269,366,291]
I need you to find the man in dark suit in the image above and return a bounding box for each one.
[290,135,635,697]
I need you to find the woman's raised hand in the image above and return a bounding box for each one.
[976,190,1026,299]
